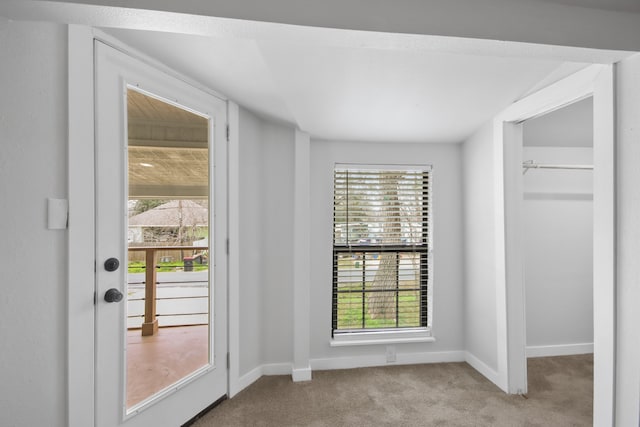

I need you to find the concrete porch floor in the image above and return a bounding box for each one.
[126,324,208,408]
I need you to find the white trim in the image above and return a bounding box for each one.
[495,64,616,425]
[500,120,528,395]
[227,101,241,398]
[495,64,602,393]
[330,337,436,347]
[498,66,601,123]
[592,64,617,427]
[526,343,594,358]
[292,367,312,382]
[235,363,296,395]
[90,28,227,102]
[262,363,294,376]
[67,24,95,427]
[614,53,640,427]
[236,366,263,393]
[311,351,465,371]
[94,39,229,426]
[233,351,477,395]
[335,163,433,172]
[464,352,500,386]
[231,352,483,395]
[68,26,235,425]
[331,329,434,347]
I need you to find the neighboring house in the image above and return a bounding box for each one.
[127,200,208,245]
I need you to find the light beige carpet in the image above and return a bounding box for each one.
[192,354,593,426]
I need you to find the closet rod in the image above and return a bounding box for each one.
[522,160,593,174]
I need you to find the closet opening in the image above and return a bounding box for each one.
[520,96,594,415]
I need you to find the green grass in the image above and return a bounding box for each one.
[127,261,209,273]
[337,257,358,269]
[336,287,421,329]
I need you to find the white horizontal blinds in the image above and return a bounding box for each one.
[333,168,429,247]
[332,167,430,333]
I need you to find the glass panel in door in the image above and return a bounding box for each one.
[125,89,210,410]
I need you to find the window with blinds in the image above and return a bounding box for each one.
[332,165,431,335]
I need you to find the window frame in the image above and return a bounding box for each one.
[331,164,434,344]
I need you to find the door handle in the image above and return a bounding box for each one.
[104,288,124,303]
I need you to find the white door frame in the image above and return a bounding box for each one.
[67,25,96,427]
[495,64,616,425]
[67,25,240,427]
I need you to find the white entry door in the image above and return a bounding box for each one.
[95,41,228,427]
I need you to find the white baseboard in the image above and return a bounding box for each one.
[233,351,481,397]
[262,363,292,376]
[465,351,500,386]
[310,351,465,371]
[231,363,290,397]
[234,366,263,396]
[292,367,312,382]
[526,343,594,358]
[232,345,592,397]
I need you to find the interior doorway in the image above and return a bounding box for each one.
[498,64,615,425]
[520,98,594,411]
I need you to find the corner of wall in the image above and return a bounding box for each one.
[460,122,499,373]
[464,351,502,390]
[292,129,312,381]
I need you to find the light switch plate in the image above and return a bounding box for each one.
[48,198,68,229]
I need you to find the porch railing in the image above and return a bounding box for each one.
[128,246,208,336]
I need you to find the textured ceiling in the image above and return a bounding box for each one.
[128,88,208,127]
[2,0,630,143]
[108,28,569,143]
[127,89,209,198]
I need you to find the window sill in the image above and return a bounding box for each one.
[330,329,435,347]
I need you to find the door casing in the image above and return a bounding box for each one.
[68,26,233,427]
[496,64,616,425]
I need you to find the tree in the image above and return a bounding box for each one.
[367,173,402,321]
[132,199,164,215]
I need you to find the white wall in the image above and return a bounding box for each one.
[309,140,465,366]
[615,52,640,427]
[237,108,296,372]
[258,120,295,365]
[1,12,639,427]
[0,19,68,427]
[461,122,499,374]
[523,97,593,148]
[521,147,593,354]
